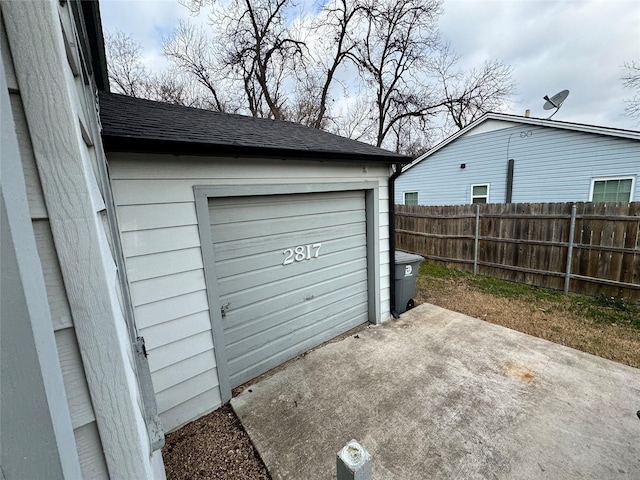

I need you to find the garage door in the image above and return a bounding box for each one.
[208,190,369,388]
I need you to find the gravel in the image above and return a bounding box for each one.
[162,404,270,480]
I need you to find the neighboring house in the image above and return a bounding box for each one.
[1,1,164,478]
[1,1,409,477]
[395,113,640,206]
[99,92,409,432]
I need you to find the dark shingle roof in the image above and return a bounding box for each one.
[99,92,409,163]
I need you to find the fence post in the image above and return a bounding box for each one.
[473,204,480,275]
[564,204,577,294]
[337,439,371,480]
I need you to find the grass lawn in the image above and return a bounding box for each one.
[414,261,640,369]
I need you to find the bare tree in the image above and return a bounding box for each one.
[435,43,516,132]
[347,0,443,148]
[144,71,209,107]
[163,21,228,111]
[181,0,305,119]
[329,95,374,141]
[106,29,206,107]
[105,30,150,97]
[622,60,640,119]
[300,0,363,129]
[109,0,516,153]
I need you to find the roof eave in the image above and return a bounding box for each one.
[102,135,410,164]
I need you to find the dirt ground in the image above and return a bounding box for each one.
[162,404,269,480]
[162,272,640,479]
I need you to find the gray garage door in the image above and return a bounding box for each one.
[208,190,369,388]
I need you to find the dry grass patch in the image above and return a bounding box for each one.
[415,262,640,369]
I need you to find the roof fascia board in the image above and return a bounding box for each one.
[488,113,640,140]
[102,136,410,164]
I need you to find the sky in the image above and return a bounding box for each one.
[99,0,640,132]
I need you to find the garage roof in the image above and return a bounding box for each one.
[99,92,410,163]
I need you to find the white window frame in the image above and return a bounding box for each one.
[403,191,419,205]
[589,176,635,202]
[470,183,490,204]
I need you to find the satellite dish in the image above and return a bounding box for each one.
[542,89,569,119]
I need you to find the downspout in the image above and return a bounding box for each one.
[505,159,514,203]
[388,163,403,319]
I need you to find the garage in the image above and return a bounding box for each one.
[100,91,410,431]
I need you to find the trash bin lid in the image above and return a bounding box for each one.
[395,250,425,264]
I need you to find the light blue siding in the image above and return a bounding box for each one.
[396,124,640,205]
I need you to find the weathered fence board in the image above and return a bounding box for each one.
[396,202,640,303]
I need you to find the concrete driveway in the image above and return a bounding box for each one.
[231,303,640,479]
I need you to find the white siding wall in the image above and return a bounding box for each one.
[396,125,640,205]
[110,153,392,432]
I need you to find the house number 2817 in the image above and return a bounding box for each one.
[282,243,322,265]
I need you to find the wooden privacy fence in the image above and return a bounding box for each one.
[395,202,640,303]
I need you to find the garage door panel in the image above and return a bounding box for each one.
[221,268,367,337]
[208,190,363,210]
[225,291,369,360]
[209,210,364,244]
[212,223,366,262]
[221,273,367,338]
[224,283,368,347]
[220,260,367,316]
[208,191,369,389]
[210,191,364,225]
[217,245,368,293]
[215,233,366,275]
[228,304,369,387]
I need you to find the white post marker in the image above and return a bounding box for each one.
[337,439,372,480]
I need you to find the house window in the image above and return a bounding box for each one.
[470,184,489,204]
[404,192,419,205]
[590,177,634,202]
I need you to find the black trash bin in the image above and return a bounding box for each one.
[394,251,424,314]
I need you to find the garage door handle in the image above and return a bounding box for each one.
[304,295,314,301]
[221,302,230,318]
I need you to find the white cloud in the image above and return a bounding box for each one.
[100,0,206,68]
[439,0,640,128]
[100,0,640,130]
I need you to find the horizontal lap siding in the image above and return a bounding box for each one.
[110,153,392,432]
[510,129,639,202]
[397,124,640,205]
[55,328,96,429]
[73,423,109,480]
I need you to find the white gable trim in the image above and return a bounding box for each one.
[461,119,521,137]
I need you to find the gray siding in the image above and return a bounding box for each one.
[396,124,640,205]
[6,77,108,479]
[2,1,162,477]
[1,50,81,479]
